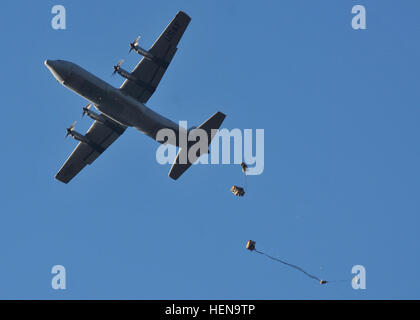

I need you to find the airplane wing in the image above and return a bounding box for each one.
[120,11,191,103]
[55,115,126,184]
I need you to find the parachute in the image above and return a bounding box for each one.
[245,240,348,285]
[229,163,349,286]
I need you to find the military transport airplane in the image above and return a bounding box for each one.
[45,11,226,183]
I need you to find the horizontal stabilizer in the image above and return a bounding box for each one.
[169,112,226,180]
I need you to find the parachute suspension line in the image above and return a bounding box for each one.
[246,240,328,285]
[262,248,351,284]
[254,249,323,283]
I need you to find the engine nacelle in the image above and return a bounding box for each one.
[133,45,154,60]
[82,105,126,135]
[69,129,89,144]
[83,106,101,122]
[132,45,169,68]
[115,67,156,94]
[115,67,133,81]
[69,129,105,153]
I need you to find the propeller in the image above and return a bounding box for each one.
[65,121,77,138]
[129,35,141,53]
[82,104,92,117]
[112,59,125,75]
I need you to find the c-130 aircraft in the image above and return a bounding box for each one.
[45,11,225,183]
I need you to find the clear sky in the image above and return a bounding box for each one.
[0,0,419,299]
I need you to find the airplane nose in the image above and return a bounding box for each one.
[44,59,68,83]
[44,59,58,69]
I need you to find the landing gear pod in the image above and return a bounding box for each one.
[231,185,245,197]
[246,240,256,251]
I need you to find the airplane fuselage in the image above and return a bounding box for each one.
[45,59,182,145]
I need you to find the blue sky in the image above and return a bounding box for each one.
[0,0,419,299]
